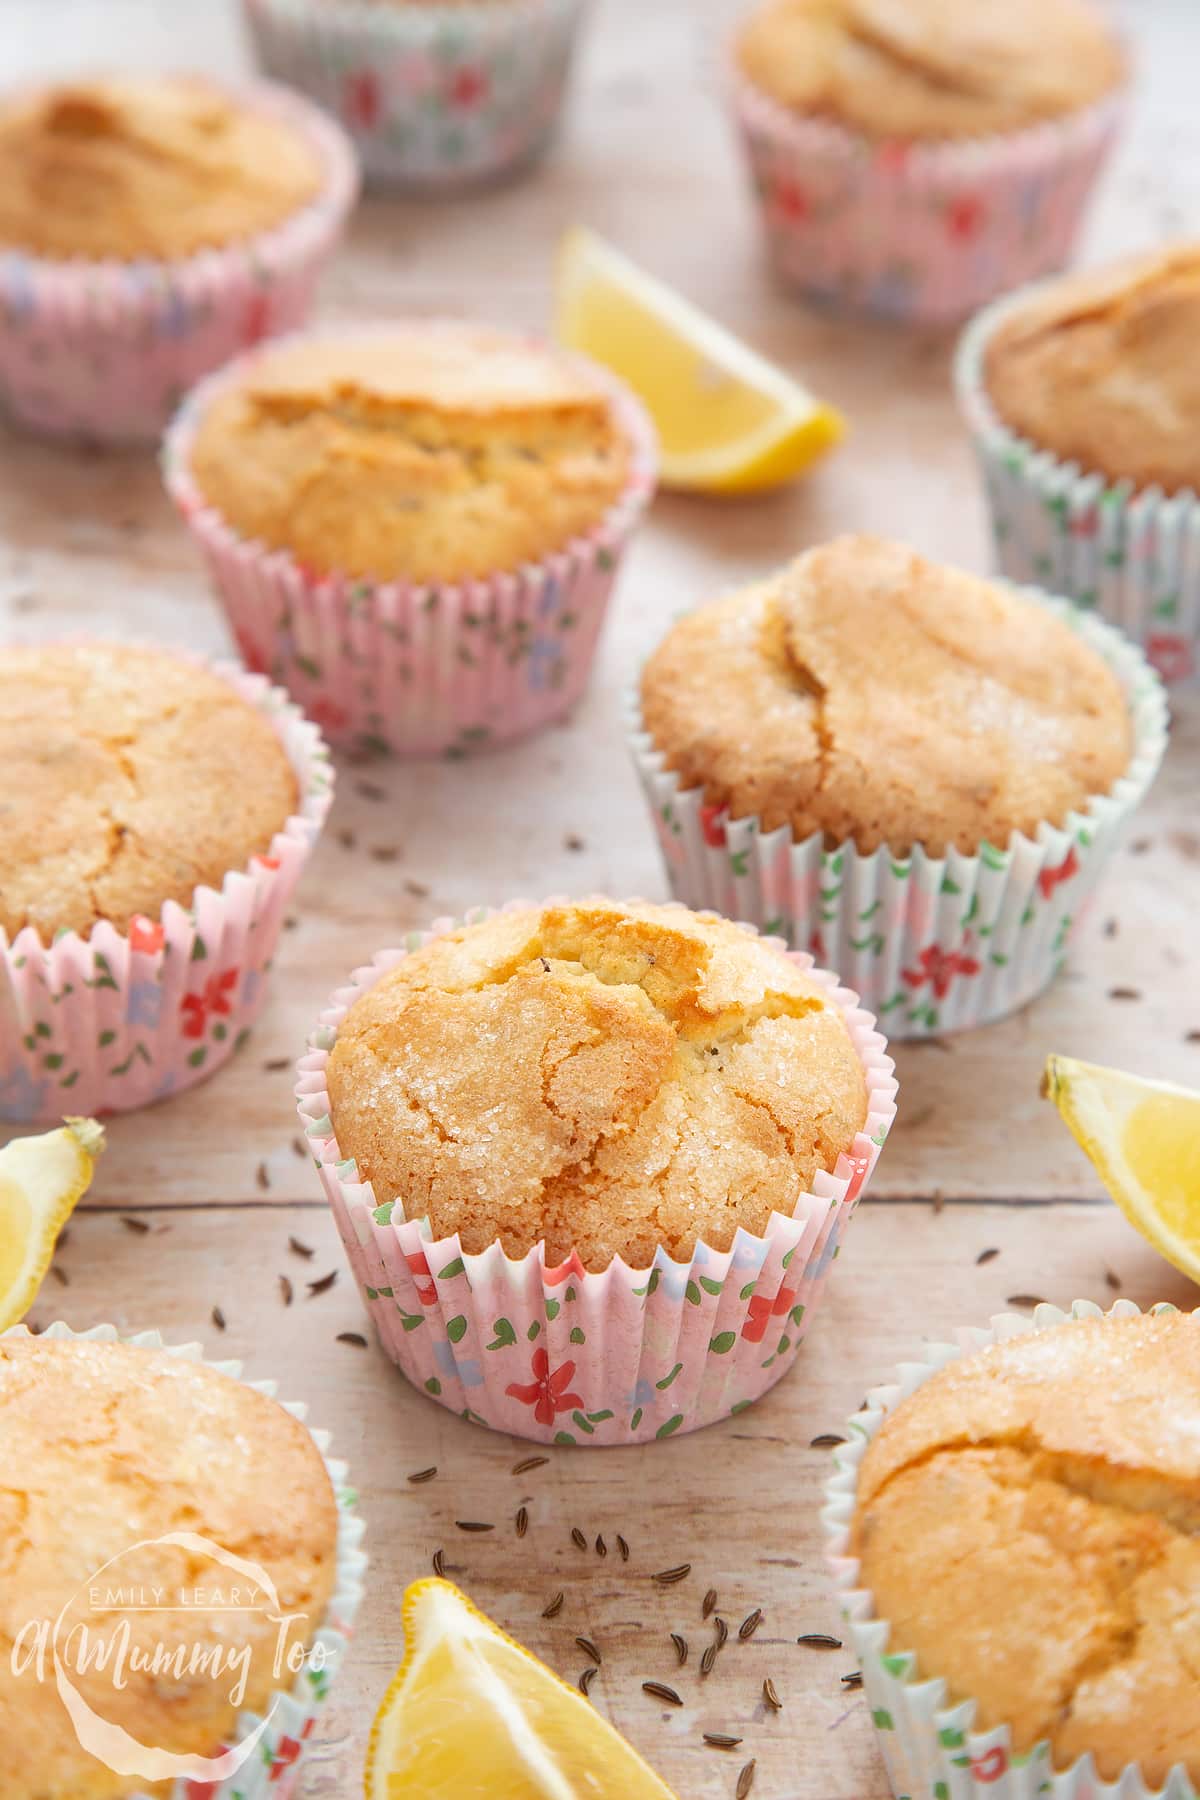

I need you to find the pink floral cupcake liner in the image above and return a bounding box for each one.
[957,287,1200,686]
[0,81,358,444]
[824,1298,1194,1800]
[295,900,897,1446]
[243,0,590,189]
[0,654,332,1123]
[2,1319,366,1800]
[628,590,1167,1039]
[728,63,1126,325]
[163,324,657,757]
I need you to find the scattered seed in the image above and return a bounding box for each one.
[56,1229,70,1252]
[642,1682,683,1707]
[797,1633,843,1649]
[595,1534,606,1557]
[283,915,299,931]
[1104,918,1119,938]
[370,845,400,863]
[290,1137,308,1159]
[616,1534,630,1562]
[288,1235,315,1258]
[736,1758,756,1798]
[738,1608,763,1642]
[256,1162,271,1191]
[407,1467,438,1485]
[671,1633,688,1666]
[809,1433,846,1449]
[263,1056,290,1072]
[512,1455,549,1475]
[571,1527,588,1550]
[121,1216,151,1235]
[404,879,430,899]
[575,1636,601,1665]
[700,1643,718,1677]
[565,834,586,852]
[975,1247,1000,1265]
[211,1305,226,1332]
[456,1521,494,1533]
[714,1616,729,1649]
[1129,837,1152,854]
[516,1506,528,1539]
[653,1563,692,1586]
[704,1733,743,1749]
[356,780,387,802]
[540,957,551,973]
[49,1264,68,1286]
[702,1588,718,1619]
[336,828,357,851]
[578,1666,598,1697]
[1105,1268,1122,1291]
[307,1270,339,1298]
[542,1592,565,1619]
[1006,1294,1047,1309]
[337,1331,368,1347]
[279,1275,294,1307]
[763,1677,782,1711]
[1187,1030,1200,1045]
[841,1671,863,1690]
[1109,986,1141,1001]
[432,1549,445,1577]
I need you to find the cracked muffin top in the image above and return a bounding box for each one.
[0,76,322,262]
[736,0,1124,140]
[0,644,298,942]
[325,898,869,1271]
[186,326,633,584]
[850,1310,1200,1787]
[0,1334,337,1800]
[983,245,1200,497]
[639,536,1132,858]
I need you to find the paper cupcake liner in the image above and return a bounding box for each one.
[728,62,1126,325]
[1,1318,367,1800]
[0,81,358,444]
[0,654,333,1122]
[957,289,1200,685]
[243,0,590,188]
[163,324,658,757]
[628,588,1167,1040]
[823,1298,1196,1800]
[295,899,897,1445]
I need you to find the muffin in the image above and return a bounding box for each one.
[298,897,897,1444]
[729,0,1127,323]
[0,75,356,441]
[0,643,332,1122]
[630,536,1166,1037]
[242,0,591,189]
[958,245,1200,684]
[827,1302,1200,1797]
[165,322,656,756]
[0,1323,364,1799]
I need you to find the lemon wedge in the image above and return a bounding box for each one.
[365,1579,679,1799]
[0,1117,105,1331]
[555,226,844,493]
[1043,1056,1200,1284]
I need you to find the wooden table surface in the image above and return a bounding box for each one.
[4,3,1199,1796]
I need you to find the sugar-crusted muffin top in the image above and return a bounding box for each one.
[850,1311,1200,1787]
[0,1335,338,1800]
[983,245,1200,497]
[639,536,1132,858]
[0,644,298,942]
[186,327,633,585]
[326,898,868,1272]
[0,76,322,262]
[736,0,1124,140]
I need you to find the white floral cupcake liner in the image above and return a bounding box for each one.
[2,1319,366,1800]
[823,1298,1196,1800]
[0,653,333,1123]
[163,324,657,757]
[957,289,1200,685]
[728,63,1126,325]
[243,0,590,188]
[0,81,358,444]
[628,590,1167,1039]
[295,900,897,1445]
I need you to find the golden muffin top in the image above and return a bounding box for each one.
[326,898,868,1271]
[0,1335,338,1800]
[850,1310,1200,1787]
[0,76,322,262]
[0,644,298,942]
[187,326,633,585]
[639,536,1132,858]
[736,0,1124,140]
[983,245,1200,497]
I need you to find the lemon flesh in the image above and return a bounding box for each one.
[555,226,844,493]
[0,1118,104,1330]
[1043,1056,1200,1284]
[366,1580,679,1800]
